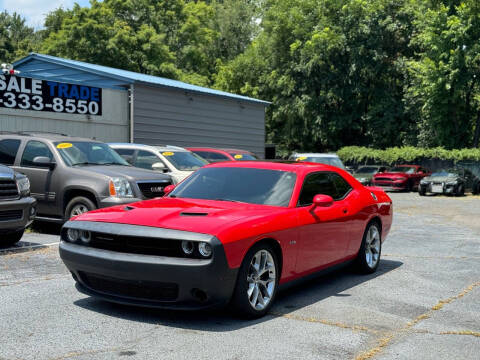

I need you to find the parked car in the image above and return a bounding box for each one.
[0,133,173,222]
[353,165,389,186]
[0,164,36,247]
[187,147,259,163]
[419,168,480,196]
[59,161,392,318]
[109,143,207,184]
[289,153,346,170]
[372,165,430,192]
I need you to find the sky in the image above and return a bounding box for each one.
[0,0,92,28]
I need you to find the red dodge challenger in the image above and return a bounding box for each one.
[59,161,393,318]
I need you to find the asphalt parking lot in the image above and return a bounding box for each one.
[1,193,479,360]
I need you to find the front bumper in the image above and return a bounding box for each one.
[59,221,238,309]
[98,196,143,209]
[0,196,36,233]
[420,183,457,195]
[372,181,408,191]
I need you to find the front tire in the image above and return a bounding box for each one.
[355,222,382,274]
[65,196,96,220]
[455,184,464,197]
[230,243,279,318]
[419,186,426,196]
[0,229,25,247]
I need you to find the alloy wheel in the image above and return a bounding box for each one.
[70,204,89,218]
[365,225,381,268]
[247,249,276,310]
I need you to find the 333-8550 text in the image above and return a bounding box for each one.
[0,92,100,115]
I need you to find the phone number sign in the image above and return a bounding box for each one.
[0,75,102,115]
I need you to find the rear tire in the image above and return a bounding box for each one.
[355,222,382,274]
[230,243,279,319]
[0,229,25,247]
[65,196,96,220]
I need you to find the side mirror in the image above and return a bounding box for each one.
[312,194,334,208]
[163,184,176,196]
[152,162,168,173]
[33,156,55,169]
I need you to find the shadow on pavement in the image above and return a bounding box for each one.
[73,259,402,331]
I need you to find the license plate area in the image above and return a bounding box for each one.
[431,184,444,193]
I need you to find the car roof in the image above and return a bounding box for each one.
[109,143,188,152]
[394,164,420,167]
[188,147,253,154]
[0,132,99,142]
[291,153,340,158]
[204,160,343,174]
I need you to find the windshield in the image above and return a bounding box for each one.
[296,156,345,169]
[55,142,129,167]
[229,153,258,161]
[159,150,207,171]
[390,166,416,174]
[356,167,380,174]
[169,167,297,207]
[431,169,460,177]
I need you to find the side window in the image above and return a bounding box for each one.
[20,141,53,167]
[330,173,352,199]
[114,148,135,164]
[135,150,162,170]
[298,173,336,206]
[0,139,21,165]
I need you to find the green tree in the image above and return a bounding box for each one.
[216,0,418,152]
[0,11,40,63]
[406,0,480,148]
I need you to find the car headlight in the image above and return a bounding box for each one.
[446,181,458,186]
[420,179,428,184]
[109,177,133,198]
[16,176,30,195]
[357,177,367,183]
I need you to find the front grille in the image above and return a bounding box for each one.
[0,209,23,221]
[88,232,184,257]
[374,177,393,182]
[80,272,178,301]
[137,180,172,199]
[0,179,18,200]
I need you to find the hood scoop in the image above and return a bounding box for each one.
[124,206,136,211]
[180,212,209,217]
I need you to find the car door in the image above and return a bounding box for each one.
[13,140,56,215]
[295,172,353,274]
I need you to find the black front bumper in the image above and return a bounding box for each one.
[59,222,238,310]
[0,196,36,234]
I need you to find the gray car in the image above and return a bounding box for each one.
[419,168,480,196]
[0,133,172,222]
[0,164,36,246]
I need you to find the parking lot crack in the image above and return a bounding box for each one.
[353,280,480,360]
[269,311,378,334]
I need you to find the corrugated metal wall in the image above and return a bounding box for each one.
[133,84,266,157]
[0,88,129,142]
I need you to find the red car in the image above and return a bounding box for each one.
[187,147,258,162]
[59,161,392,318]
[372,165,430,192]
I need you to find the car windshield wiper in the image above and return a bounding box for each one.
[72,162,101,166]
[99,162,129,166]
[213,198,247,203]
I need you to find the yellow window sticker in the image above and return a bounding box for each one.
[297,156,307,161]
[162,151,174,156]
[57,143,73,149]
[234,154,243,159]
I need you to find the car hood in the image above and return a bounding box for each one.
[76,165,171,181]
[423,175,458,182]
[354,173,374,179]
[0,165,15,180]
[73,197,287,237]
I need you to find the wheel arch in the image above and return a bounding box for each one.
[63,187,99,212]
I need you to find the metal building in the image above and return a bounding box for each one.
[1,53,269,156]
